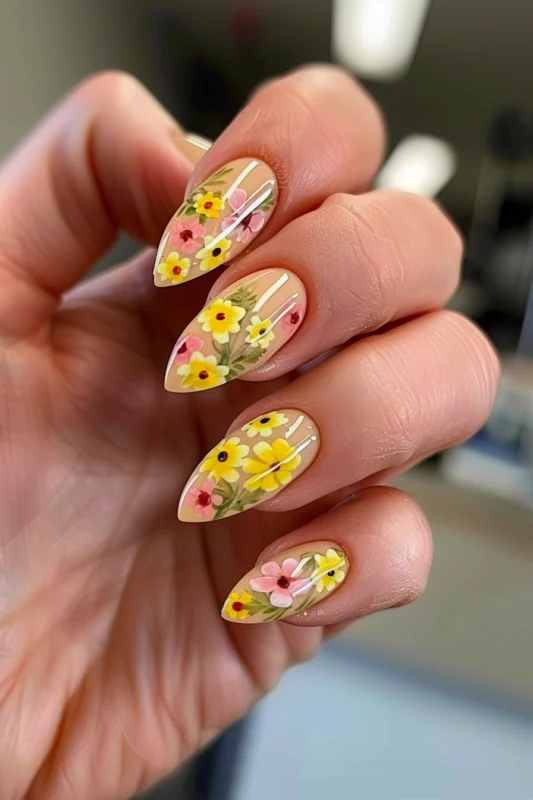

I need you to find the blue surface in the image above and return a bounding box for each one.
[231,645,533,800]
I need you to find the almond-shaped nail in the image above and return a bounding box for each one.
[221,541,349,623]
[171,131,212,164]
[178,409,319,522]
[154,157,277,287]
[165,268,306,392]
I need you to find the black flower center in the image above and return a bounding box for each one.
[260,417,270,425]
[259,328,266,335]
[289,311,301,325]
[198,370,210,380]
[327,570,336,577]
[277,577,290,589]
[271,461,281,472]
[217,451,229,462]
[212,247,222,257]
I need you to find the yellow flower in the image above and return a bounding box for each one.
[197,299,246,344]
[243,438,301,492]
[157,252,191,285]
[177,351,229,391]
[245,315,275,349]
[242,412,289,438]
[200,436,250,483]
[193,190,225,218]
[224,590,252,620]
[311,549,346,593]
[197,236,232,272]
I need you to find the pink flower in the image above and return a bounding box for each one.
[170,218,207,253]
[250,558,310,608]
[171,334,204,366]
[282,305,304,332]
[221,189,266,244]
[184,479,223,520]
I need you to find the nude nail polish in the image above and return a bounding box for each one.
[221,541,349,623]
[165,268,306,392]
[154,157,277,287]
[178,409,319,522]
[171,131,212,164]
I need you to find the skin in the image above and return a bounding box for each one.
[0,67,499,800]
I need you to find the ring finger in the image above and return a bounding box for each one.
[178,309,499,521]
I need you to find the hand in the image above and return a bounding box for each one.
[0,68,498,800]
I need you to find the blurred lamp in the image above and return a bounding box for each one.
[376,135,457,198]
[332,0,431,80]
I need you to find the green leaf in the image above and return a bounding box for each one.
[207,180,226,186]
[225,283,258,312]
[198,214,207,226]
[217,342,231,367]
[239,347,264,365]
[239,488,265,507]
[184,206,196,216]
[209,166,233,181]
[299,551,319,561]
[263,607,288,622]
[212,190,222,198]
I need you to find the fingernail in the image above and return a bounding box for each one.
[154,157,278,287]
[165,268,306,392]
[171,131,212,165]
[178,409,319,522]
[221,542,349,624]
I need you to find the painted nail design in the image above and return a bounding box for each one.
[178,409,319,522]
[221,542,349,623]
[165,268,306,392]
[154,157,277,287]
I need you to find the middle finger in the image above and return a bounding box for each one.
[165,189,461,392]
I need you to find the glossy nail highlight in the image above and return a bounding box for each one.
[222,542,349,623]
[165,268,306,393]
[178,409,319,522]
[154,157,277,287]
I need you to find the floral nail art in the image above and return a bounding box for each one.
[178,409,319,522]
[221,543,348,623]
[165,269,306,393]
[154,158,277,287]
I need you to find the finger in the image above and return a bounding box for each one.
[154,64,385,287]
[220,487,431,625]
[178,310,499,521]
[0,72,194,339]
[164,190,461,392]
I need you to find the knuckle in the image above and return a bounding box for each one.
[322,193,411,326]
[433,310,501,428]
[356,342,425,465]
[73,70,144,110]
[365,488,432,610]
[381,490,432,603]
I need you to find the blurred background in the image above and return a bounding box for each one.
[2,0,533,797]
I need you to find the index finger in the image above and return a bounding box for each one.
[154,64,385,287]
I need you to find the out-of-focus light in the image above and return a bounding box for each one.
[332,0,431,81]
[375,135,457,198]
